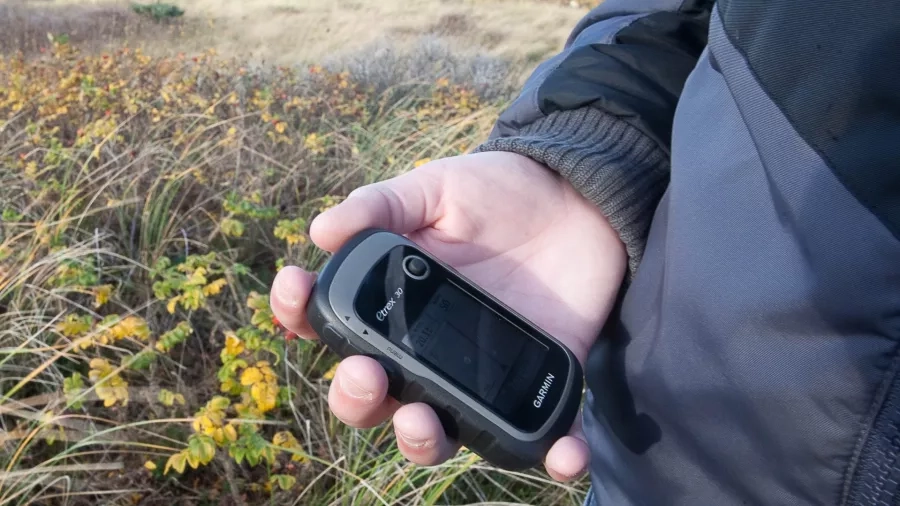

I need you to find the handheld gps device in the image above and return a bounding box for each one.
[306,228,583,470]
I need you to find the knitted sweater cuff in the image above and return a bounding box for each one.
[474,108,670,276]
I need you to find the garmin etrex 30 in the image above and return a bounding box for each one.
[306,228,583,471]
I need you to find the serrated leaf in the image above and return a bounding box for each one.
[231,446,246,465]
[193,435,216,463]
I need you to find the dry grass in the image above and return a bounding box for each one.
[0,2,180,55]
[39,0,590,66]
[0,30,587,506]
[0,1,597,504]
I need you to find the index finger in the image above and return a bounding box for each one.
[270,265,318,339]
[309,161,446,253]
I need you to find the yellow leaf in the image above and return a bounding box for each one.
[272,430,297,448]
[220,377,240,394]
[322,362,339,381]
[209,396,230,411]
[185,267,208,287]
[240,366,263,386]
[414,158,431,168]
[219,218,244,238]
[202,278,227,296]
[192,414,210,434]
[166,296,180,314]
[158,389,175,406]
[224,333,244,357]
[93,284,113,308]
[25,161,38,177]
[57,314,92,337]
[251,381,278,413]
[257,361,274,376]
[144,461,157,471]
[113,316,151,341]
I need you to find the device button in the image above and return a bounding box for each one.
[407,257,427,276]
[402,255,430,279]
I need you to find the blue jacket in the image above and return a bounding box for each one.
[476,1,900,504]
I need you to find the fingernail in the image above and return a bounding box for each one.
[563,466,587,479]
[339,372,374,401]
[397,432,433,449]
[274,277,300,308]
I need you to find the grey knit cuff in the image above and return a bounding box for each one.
[474,108,670,277]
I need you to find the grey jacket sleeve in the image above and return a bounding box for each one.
[475,0,713,275]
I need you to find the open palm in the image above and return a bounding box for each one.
[270,151,626,481]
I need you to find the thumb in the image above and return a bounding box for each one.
[310,164,446,252]
[544,410,590,482]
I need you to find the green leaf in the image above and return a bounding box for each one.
[270,474,297,491]
[196,435,216,464]
[220,218,245,237]
[230,446,246,465]
[63,373,85,409]
[158,389,176,406]
[150,256,172,278]
[1,208,22,221]
[128,350,157,370]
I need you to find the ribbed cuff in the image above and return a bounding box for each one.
[474,108,670,277]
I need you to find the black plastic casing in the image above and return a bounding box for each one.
[306,229,583,471]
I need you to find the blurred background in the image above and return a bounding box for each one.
[0,0,597,504]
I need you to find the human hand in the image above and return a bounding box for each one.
[270,151,626,481]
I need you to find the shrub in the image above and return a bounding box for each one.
[0,39,585,505]
[131,2,186,22]
[324,35,517,103]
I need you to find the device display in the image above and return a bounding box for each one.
[353,245,559,432]
[306,229,583,470]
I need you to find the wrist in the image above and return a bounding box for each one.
[474,108,670,278]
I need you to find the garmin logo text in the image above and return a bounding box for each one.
[533,373,555,408]
[376,287,404,321]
